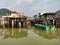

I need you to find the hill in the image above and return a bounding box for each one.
[55,10,60,14]
[0,8,12,16]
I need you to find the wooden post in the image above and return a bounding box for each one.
[53,19,54,26]
[19,22,21,27]
[56,20,57,27]
[25,18,27,28]
[23,22,24,28]
[2,19,5,28]
[12,20,14,28]
[8,18,9,28]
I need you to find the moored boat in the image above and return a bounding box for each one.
[34,24,55,30]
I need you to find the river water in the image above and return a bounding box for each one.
[0,28,60,45]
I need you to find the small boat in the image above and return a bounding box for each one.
[34,24,55,30]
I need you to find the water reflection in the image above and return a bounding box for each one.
[33,28,60,39]
[0,28,60,39]
[0,28,28,39]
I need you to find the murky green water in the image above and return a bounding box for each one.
[0,28,60,45]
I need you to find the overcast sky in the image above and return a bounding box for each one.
[0,0,60,17]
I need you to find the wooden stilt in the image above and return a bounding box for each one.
[19,22,21,27]
[25,19,27,28]
[53,19,54,26]
[2,20,5,28]
[12,20,14,28]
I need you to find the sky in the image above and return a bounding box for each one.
[0,0,60,17]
